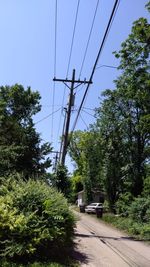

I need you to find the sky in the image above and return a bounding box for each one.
[0,0,149,172]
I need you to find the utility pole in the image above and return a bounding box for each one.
[53,69,92,166]
[51,151,60,172]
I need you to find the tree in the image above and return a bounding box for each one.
[0,84,52,177]
[51,164,71,198]
[95,9,150,203]
[69,130,104,202]
[68,4,150,207]
[113,15,150,196]
[94,90,126,207]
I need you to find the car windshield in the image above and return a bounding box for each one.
[89,203,97,206]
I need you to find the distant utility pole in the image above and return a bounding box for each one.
[51,151,60,172]
[53,69,92,166]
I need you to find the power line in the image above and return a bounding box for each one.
[35,107,61,125]
[79,0,100,79]
[54,0,58,77]
[96,64,118,69]
[82,108,95,118]
[71,0,120,134]
[51,0,58,142]
[83,107,95,111]
[66,0,81,77]
[56,0,81,147]
[79,113,88,128]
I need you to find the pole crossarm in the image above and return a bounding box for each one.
[53,77,92,85]
[53,69,91,166]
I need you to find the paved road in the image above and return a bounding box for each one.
[73,211,150,267]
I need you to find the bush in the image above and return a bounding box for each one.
[0,175,75,261]
[102,214,150,240]
[116,192,133,216]
[0,260,67,267]
[128,196,150,223]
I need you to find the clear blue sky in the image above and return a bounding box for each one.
[0,0,149,172]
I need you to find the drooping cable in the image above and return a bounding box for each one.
[51,0,58,142]
[71,0,120,134]
[79,0,100,79]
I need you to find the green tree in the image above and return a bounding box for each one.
[113,15,150,196]
[68,3,150,207]
[94,9,150,205]
[51,164,71,198]
[94,90,126,207]
[0,84,52,177]
[69,130,104,202]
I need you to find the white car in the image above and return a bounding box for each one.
[85,203,103,213]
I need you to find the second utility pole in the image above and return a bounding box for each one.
[53,69,92,166]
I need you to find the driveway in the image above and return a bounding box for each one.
[73,211,150,267]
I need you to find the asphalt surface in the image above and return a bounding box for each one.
[73,211,150,267]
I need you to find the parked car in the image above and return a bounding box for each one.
[85,202,103,214]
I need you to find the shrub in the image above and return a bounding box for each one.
[0,175,75,261]
[102,214,150,240]
[116,192,133,216]
[128,196,150,223]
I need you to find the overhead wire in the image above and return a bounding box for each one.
[79,0,100,79]
[66,0,81,78]
[51,0,58,143]
[96,64,118,69]
[56,0,81,148]
[35,107,61,125]
[82,108,95,118]
[71,0,120,135]
[79,113,88,128]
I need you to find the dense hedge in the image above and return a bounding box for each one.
[0,176,75,262]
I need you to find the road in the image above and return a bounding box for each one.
[73,211,150,267]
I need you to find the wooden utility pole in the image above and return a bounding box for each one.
[53,69,92,166]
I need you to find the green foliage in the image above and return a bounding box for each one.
[146,1,150,12]
[71,173,83,193]
[68,4,150,209]
[0,84,52,177]
[116,193,133,216]
[102,214,150,240]
[69,173,83,203]
[129,196,150,223]
[0,175,75,261]
[94,10,150,205]
[51,164,71,199]
[0,260,75,267]
[69,130,104,202]
[143,168,150,195]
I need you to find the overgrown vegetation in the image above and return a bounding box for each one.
[0,84,77,265]
[0,2,150,265]
[0,261,79,267]
[69,2,150,239]
[0,175,75,265]
[0,261,66,267]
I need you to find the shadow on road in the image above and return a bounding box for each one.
[75,232,141,241]
[71,247,89,265]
